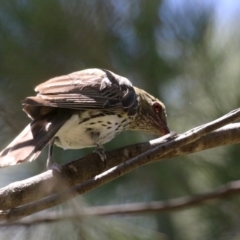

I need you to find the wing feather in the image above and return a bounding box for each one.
[23,68,138,116]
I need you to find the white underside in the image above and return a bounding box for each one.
[54,112,127,149]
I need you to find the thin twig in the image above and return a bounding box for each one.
[1,178,240,226]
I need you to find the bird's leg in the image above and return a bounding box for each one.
[91,132,106,161]
[46,138,62,172]
[94,143,106,161]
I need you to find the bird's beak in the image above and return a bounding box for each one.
[161,123,170,135]
[155,118,170,136]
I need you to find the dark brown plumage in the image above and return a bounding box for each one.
[0,68,170,169]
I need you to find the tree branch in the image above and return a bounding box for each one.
[1,178,240,227]
[0,109,240,222]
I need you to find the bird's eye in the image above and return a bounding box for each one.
[152,102,162,113]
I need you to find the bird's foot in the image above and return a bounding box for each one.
[46,158,62,172]
[94,147,106,161]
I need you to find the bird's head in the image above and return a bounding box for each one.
[128,87,170,136]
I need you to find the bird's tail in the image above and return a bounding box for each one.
[0,110,71,168]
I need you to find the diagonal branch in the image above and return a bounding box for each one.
[0,108,240,222]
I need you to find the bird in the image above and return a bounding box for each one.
[0,68,170,170]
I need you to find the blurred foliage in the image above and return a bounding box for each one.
[1,0,240,239]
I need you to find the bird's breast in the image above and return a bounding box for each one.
[54,110,133,149]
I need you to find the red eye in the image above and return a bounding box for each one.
[152,102,162,113]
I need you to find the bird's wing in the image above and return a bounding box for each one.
[0,109,71,166]
[23,69,138,116]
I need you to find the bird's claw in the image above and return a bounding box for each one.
[46,160,62,172]
[94,148,106,161]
